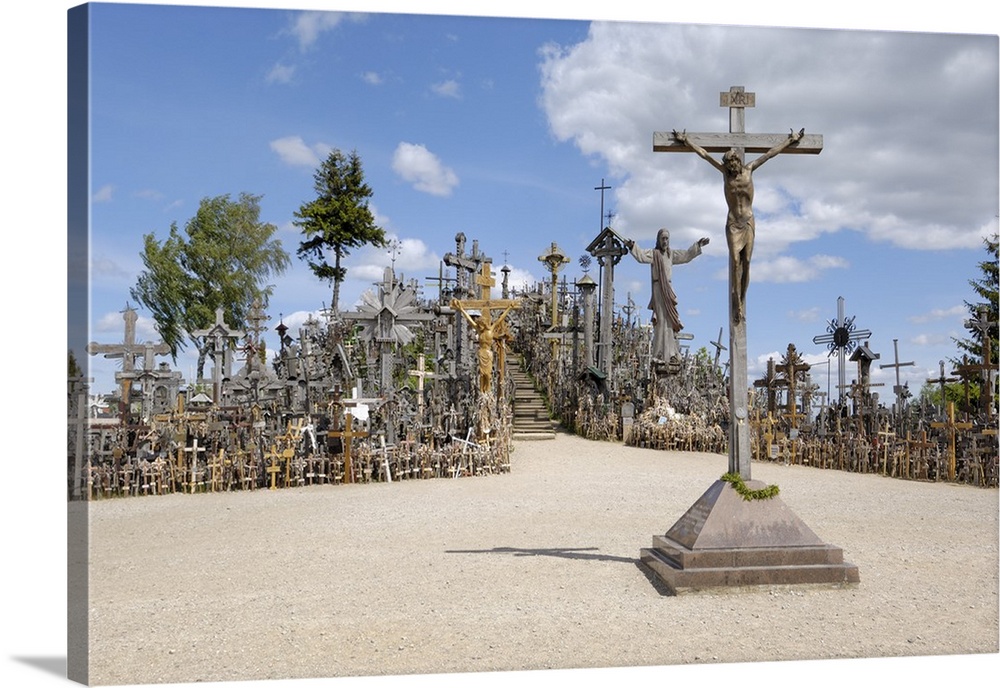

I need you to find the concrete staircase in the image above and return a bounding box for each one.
[508,357,556,440]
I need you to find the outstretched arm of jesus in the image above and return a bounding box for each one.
[450,300,477,328]
[746,128,804,171]
[672,129,725,173]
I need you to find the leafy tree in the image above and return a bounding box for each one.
[916,379,969,412]
[131,192,290,378]
[294,149,386,313]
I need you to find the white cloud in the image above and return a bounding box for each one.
[93,184,114,203]
[92,309,160,344]
[90,255,131,280]
[286,11,366,51]
[912,333,952,347]
[788,306,821,323]
[266,62,296,85]
[346,233,442,287]
[391,142,459,196]
[750,254,849,283]
[907,305,968,324]
[505,266,540,293]
[361,71,383,85]
[538,23,998,253]
[135,189,164,201]
[269,136,331,168]
[431,79,461,99]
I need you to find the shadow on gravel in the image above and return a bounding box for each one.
[444,546,675,595]
[445,545,636,564]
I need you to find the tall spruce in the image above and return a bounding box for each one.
[294,149,387,313]
[953,232,999,365]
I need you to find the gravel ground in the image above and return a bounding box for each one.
[83,432,999,686]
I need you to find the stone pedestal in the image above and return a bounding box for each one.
[640,479,859,594]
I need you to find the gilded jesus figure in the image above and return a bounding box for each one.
[672,128,804,323]
[451,300,517,394]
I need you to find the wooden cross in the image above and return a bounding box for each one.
[655,85,822,479]
[537,242,571,331]
[329,412,369,484]
[964,305,997,419]
[87,305,148,421]
[594,178,612,233]
[191,307,245,404]
[812,389,829,436]
[931,401,974,481]
[265,446,282,490]
[443,232,488,300]
[183,437,206,494]
[761,411,779,460]
[407,353,438,416]
[951,355,982,420]
[776,343,811,428]
[926,360,959,417]
[450,262,522,395]
[654,87,823,155]
[878,338,915,415]
[876,421,896,476]
[710,326,727,369]
[425,261,458,305]
[474,260,497,300]
[752,357,787,415]
[906,430,935,481]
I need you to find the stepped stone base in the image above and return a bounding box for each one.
[640,479,859,595]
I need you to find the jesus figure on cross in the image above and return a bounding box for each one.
[672,127,804,323]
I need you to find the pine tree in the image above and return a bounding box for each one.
[294,149,387,313]
[953,232,998,362]
[949,232,998,415]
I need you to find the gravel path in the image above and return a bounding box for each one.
[84,432,999,685]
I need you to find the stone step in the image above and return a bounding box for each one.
[508,357,554,439]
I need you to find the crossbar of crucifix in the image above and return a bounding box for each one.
[654,132,824,155]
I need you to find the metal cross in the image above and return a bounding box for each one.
[812,296,871,403]
[878,338,915,416]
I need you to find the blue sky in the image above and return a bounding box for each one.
[80,2,998,407]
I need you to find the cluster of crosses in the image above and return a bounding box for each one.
[70,84,997,498]
[744,296,996,485]
[73,235,527,500]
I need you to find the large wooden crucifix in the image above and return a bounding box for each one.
[450,261,521,395]
[655,86,823,479]
[776,343,811,429]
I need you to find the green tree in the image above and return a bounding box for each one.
[294,149,386,313]
[951,232,998,413]
[954,232,998,360]
[68,350,83,378]
[130,192,290,378]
